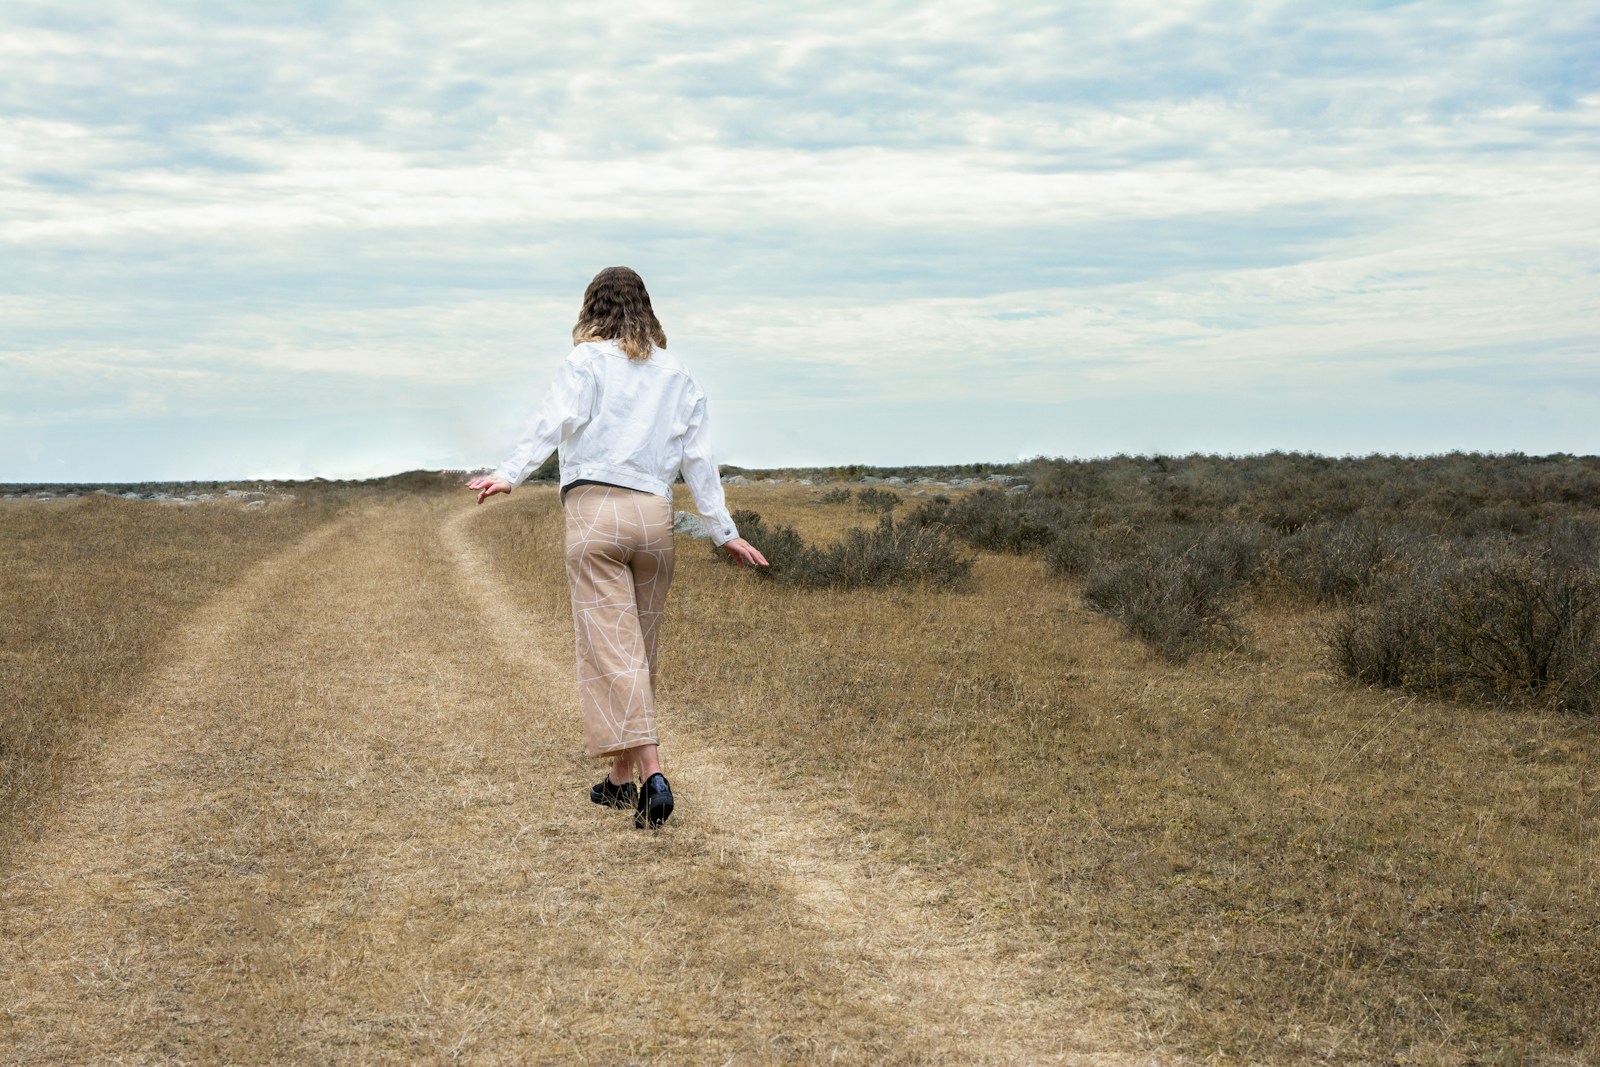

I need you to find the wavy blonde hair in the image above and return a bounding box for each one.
[571,266,667,362]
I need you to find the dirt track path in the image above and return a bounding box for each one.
[1,497,1139,1065]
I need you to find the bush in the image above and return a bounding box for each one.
[1081,525,1265,661]
[1042,522,1144,579]
[1545,515,1600,571]
[1330,549,1600,713]
[1263,518,1426,605]
[1042,526,1096,578]
[717,511,973,591]
[817,486,853,505]
[855,487,902,514]
[725,509,807,579]
[805,514,973,589]
[905,487,1065,553]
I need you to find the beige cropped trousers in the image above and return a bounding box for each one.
[562,484,676,759]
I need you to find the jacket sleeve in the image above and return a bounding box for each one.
[679,392,739,545]
[493,353,595,489]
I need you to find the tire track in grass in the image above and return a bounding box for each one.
[0,512,353,1062]
[4,498,837,1063]
[449,499,1149,1066]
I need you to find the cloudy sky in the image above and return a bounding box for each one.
[2,1,1596,481]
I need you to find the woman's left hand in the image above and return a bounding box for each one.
[720,537,769,568]
[467,475,512,504]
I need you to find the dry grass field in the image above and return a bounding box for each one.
[0,490,340,866]
[1,473,1595,1064]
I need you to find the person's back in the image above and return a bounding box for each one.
[467,266,767,830]
[558,340,704,498]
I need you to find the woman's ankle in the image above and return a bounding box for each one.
[631,743,662,781]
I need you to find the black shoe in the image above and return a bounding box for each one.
[590,777,637,809]
[635,773,674,829]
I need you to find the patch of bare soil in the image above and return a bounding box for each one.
[1,497,1145,1065]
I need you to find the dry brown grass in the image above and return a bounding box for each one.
[1,490,1133,1065]
[602,482,1592,1064]
[3,480,1595,1064]
[0,493,338,864]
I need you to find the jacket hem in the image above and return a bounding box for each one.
[559,463,671,500]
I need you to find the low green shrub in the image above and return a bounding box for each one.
[855,487,902,514]
[817,486,853,505]
[803,453,1600,704]
[718,510,973,590]
[905,487,1066,553]
[1081,525,1265,661]
[724,509,807,579]
[1263,518,1426,605]
[1042,522,1144,579]
[1330,549,1600,713]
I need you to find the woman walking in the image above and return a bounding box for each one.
[468,267,768,829]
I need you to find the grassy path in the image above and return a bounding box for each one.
[1,497,1137,1065]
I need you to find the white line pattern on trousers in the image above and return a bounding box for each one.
[562,485,675,758]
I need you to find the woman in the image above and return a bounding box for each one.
[468,267,768,829]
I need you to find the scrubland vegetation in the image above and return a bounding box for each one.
[749,452,1600,714]
[2,455,1595,1064]
[721,508,972,590]
[672,457,1598,1062]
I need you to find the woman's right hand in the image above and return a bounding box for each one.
[721,537,769,568]
[467,475,512,504]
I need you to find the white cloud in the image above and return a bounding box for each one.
[2,0,1597,479]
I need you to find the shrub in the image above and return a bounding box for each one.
[902,495,951,529]
[726,455,1600,706]
[1081,525,1265,661]
[804,514,972,589]
[1042,521,1144,579]
[724,509,807,580]
[1545,515,1600,571]
[1042,526,1096,578]
[1329,549,1600,713]
[855,486,902,514]
[1263,519,1426,605]
[717,511,973,591]
[817,486,853,505]
[905,487,1064,553]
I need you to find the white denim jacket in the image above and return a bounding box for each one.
[493,340,739,545]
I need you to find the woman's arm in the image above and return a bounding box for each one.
[679,395,766,566]
[678,393,740,544]
[475,352,595,503]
